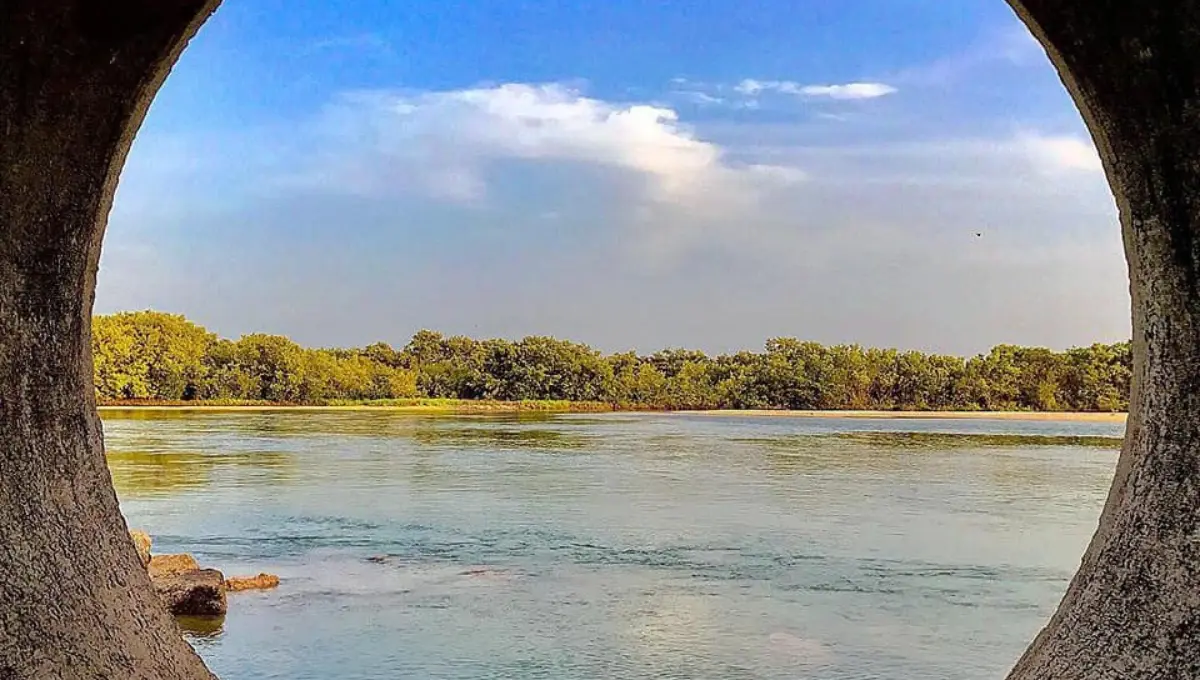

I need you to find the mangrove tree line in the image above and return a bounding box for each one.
[92,311,1132,411]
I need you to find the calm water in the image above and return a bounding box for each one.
[103,411,1124,680]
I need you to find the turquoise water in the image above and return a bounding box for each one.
[104,411,1123,680]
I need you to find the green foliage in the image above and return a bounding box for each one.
[93,311,215,400]
[92,311,1132,412]
[93,312,419,405]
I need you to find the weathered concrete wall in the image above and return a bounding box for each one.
[0,2,220,678]
[1005,3,1200,678]
[0,0,1197,678]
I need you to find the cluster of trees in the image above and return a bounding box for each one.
[92,311,1132,412]
[93,312,416,404]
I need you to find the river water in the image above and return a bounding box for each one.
[103,410,1123,680]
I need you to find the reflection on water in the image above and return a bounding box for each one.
[175,615,226,639]
[105,411,1122,680]
[108,450,294,497]
[409,425,595,450]
[743,431,1122,451]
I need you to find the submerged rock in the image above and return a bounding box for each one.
[225,573,281,592]
[129,530,152,567]
[153,568,228,617]
[148,553,200,579]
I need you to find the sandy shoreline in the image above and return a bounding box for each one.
[683,410,1127,423]
[96,405,557,413]
[96,405,1128,422]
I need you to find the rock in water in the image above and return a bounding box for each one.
[225,573,281,592]
[148,554,200,579]
[153,569,228,617]
[129,530,152,567]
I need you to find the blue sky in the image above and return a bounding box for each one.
[99,0,1128,355]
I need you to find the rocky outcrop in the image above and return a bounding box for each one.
[127,533,277,618]
[148,554,200,579]
[146,554,225,617]
[225,574,280,592]
[153,569,228,617]
[130,530,153,567]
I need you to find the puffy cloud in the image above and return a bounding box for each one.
[104,79,1127,355]
[298,83,805,217]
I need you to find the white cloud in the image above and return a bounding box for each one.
[734,79,770,96]
[665,79,725,106]
[268,83,1111,272]
[677,91,726,106]
[109,81,1127,355]
[734,79,897,100]
[798,83,899,100]
[1014,133,1103,174]
[301,83,805,214]
[743,164,807,185]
